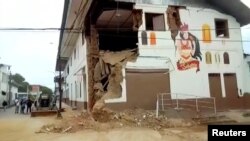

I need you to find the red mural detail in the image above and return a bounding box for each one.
[177,60,200,73]
[175,23,202,72]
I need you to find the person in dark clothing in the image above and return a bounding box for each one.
[26,98,32,114]
[2,100,7,111]
[20,99,26,114]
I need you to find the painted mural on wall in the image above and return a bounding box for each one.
[175,23,202,72]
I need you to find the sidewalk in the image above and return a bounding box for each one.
[56,102,71,109]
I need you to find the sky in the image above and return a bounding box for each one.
[0,0,64,89]
[0,0,250,90]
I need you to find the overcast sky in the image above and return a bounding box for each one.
[0,0,249,90]
[0,0,64,89]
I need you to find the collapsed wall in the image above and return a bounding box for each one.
[85,3,142,121]
[166,6,182,42]
[92,49,138,112]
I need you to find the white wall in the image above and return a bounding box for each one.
[63,33,87,104]
[0,65,10,106]
[63,3,249,105]
[10,86,18,105]
[243,57,250,94]
[130,4,245,98]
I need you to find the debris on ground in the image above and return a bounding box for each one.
[242,112,250,117]
[192,115,237,124]
[37,108,197,134]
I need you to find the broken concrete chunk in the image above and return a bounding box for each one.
[93,99,105,111]
[94,83,104,91]
[132,9,142,31]
[99,58,106,76]
[167,6,182,41]
[99,49,138,65]
[62,126,72,133]
[104,62,110,75]
[94,62,102,81]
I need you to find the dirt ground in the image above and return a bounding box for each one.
[1,106,250,141]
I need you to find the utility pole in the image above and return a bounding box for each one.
[56,52,63,119]
[8,71,12,107]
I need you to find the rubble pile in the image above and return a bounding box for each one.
[37,108,197,134]
[111,109,195,130]
[91,49,138,120]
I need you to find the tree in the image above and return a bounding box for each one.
[11,73,53,94]
[40,86,53,95]
[18,81,30,92]
[11,73,29,92]
[11,73,25,84]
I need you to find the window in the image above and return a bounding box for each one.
[74,48,76,60]
[67,66,69,74]
[215,53,220,63]
[145,13,165,31]
[70,57,72,66]
[81,32,85,45]
[75,81,78,98]
[66,89,69,98]
[150,32,156,45]
[77,46,79,60]
[215,19,229,38]
[223,52,230,64]
[79,82,82,98]
[206,52,212,64]
[202,24,211,43]
[1,91,6,96]
[141,31,147,45]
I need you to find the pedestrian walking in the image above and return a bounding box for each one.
[20,99,26,114]
[26,98,32,114]
[2,100,7,111]
[14,99,20,114]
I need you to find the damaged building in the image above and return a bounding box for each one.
[55,0,250,113]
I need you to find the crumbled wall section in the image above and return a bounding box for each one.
[85,5,141,121]
[166,6,182,42]
[86,25,100,111]
[132,9,143,31]
[92,49,138,113]
[87,26,139,114]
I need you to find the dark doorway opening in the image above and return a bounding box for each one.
[99,30,138,51]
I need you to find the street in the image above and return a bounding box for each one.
[0,106,30,118]
[0,105,208,141]
[2,104,250,141]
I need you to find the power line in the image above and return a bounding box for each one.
[97,33,250,43]
[0,27,250,43]
[0,26,250,31]
[0,28,73,31]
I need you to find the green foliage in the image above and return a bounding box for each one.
[40,86,53,95]
[28,94,36,101]
[11,73,53,94]
[11,73,29,92]
[11,73,25,83]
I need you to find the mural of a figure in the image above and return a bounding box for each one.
[175,23,202,72]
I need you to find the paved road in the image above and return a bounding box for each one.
[0,106,31,118]
[0,102,71,118]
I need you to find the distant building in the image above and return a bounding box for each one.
[30,85,42,95]
[17,92,28,100]
[0,64,16,106]
[17,85,42,100]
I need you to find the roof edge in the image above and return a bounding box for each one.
[55,0,70,71]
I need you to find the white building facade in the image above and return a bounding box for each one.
[57,0,250,111]
[0,64,11,107]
